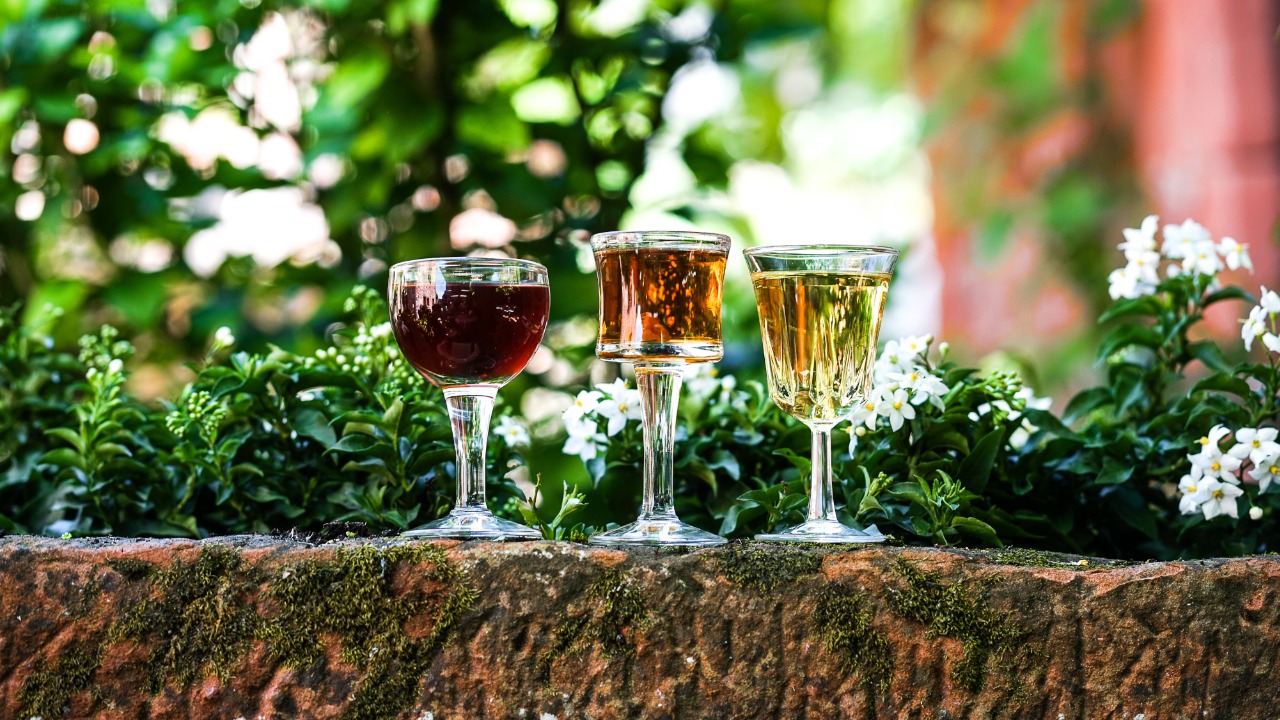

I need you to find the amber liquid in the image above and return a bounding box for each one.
[752,271,889,423]
[391,282,548,387]
[595,246,727,362]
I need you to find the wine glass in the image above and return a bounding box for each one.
[587,230,731,547]
[743,245,898,543]
[388,257,549,540]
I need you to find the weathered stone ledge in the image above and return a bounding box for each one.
[1,535,1277,719]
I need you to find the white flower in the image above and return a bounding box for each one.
[1243,305,1268,351]
[596,389,643,436]
[899,334,932,358]
[849,387,887,429]
[1261,286,1280,314]
[562,418,606,463]
[1228,427,1279,465]
[1162,219,1212,260]
[369,322,392,339]
[1108,265,1152,300]
[563,390,602,424]
[1248,453,1280,492]
[594,377,631,397]
[1124,249,1162,284]
[1119,215,1159,253]
[107,358,124,375]
[1190,443,1242,484]
[1181,243,1223,276]
[1196,424,1231,453]
[1264,333,1280,354]
[890,366,948,408]
[1190,478,1243,520]
[495,415,530,446]
[1177,472,1204,515]
[214,326,236,347]
[1217,237,1253,272]
[847,424,867,454]
[874,388,916,432]
[876,341,914,375]
[1249,506,1264,521]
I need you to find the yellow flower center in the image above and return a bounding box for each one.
[1199,437,1209,445]
[1253,440,1262,448]
[1212,490,1224,500]
[1187,484,1197,493]
[1271,466,1278,475]
[618,403,628,412]
[1211,462,1221,472]
[909,373,918,381]
[864,402,875,411]
[893,401,903,410]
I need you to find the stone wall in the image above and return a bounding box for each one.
[1,536,1277,719]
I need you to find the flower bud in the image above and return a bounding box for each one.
[1249,506,1263,521]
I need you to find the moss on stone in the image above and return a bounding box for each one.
[259,542,477,720]
[106,557,156,580]
[715,541,823,592]
[18,640,103,717]
[988,547,1120,570]
[112,544,262,692]
[536,566,651,689]
[66,570,102,620]
[890,558,1022,693]
[814,585,893,691]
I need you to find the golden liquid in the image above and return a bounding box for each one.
[752,271,890,423]
[595,246,727,362]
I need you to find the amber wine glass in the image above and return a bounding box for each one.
[744,245,898,543]
[589,230,731,547]
[388,258,549,540]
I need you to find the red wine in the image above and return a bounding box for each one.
[391,282,549,386]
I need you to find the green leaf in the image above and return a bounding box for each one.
[707,449,740,481]
[39,448,84,469]
[327,434,380,454]
[1063,387,1111,422]
[1189,374,1251,398]
[1201,286,1255,307]
[1186,341,1231,374]
[1094,457,1134,486]
[46,427,84,452]
[1096,324,1161,363]
[293,407,337,447]
[1098,295,1161,324]
[949,516,1001,547]
[957,428,1003,494]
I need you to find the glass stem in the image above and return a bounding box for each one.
[443,387,496,512]
[808,423,838,522]
[635,365,683,519]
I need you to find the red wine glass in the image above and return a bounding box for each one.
[388,257,549,540]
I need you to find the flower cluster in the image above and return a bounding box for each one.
[561,377,643,463]
[1108,216,1252,300]
[971,384,1053,451]
[849,334,951,443]
[1241,287,1280,354]
[164,389,228,443]
[1177,425,1279,520]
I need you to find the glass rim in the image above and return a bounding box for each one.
[389,256,548,274]
[742,243,899,258]
[590,229,731,250]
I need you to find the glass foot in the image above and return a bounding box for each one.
[589,515,727,547]
[755,519,886,544]
[402,508,542,541]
